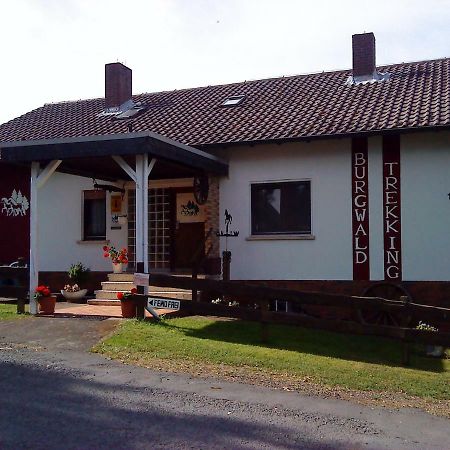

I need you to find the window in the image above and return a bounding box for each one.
[251,181,311,235]
[221,94,246,107]
[83,190,106,240]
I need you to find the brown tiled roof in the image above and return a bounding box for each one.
[0,58,449,147]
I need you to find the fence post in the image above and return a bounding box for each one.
[400,295,411,366]
[17,295,25,314]
[261,300,270,344]
[135,262,145,320]
[192,269,198,302]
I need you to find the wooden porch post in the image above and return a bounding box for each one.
[135,154,148,273]
[112,154,156,274]
[29,160,62,314]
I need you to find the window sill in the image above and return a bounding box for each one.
[76,239,110,245]
[246,234,315,241]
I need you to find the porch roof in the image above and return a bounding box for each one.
[0,131,228,179]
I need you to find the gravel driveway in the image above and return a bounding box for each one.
[0,316,449,450]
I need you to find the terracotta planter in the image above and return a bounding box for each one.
[112,263,123,274]
[38,295,57,314]
[120,300,136,318]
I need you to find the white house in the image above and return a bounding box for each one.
[0,32,449,312]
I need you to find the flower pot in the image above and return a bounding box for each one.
[60,289,88,303]
[120,300,136,318]
[38,295,57,314]
[112,263,123,274]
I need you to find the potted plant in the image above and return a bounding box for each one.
[61,283,87,302]
[416,321,445,357]
[117,288,137,318]
[61,262,90,301]
[103,245,128,273]
[35,285,56,314]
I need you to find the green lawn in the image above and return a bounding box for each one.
[0,303,28,320]
[94,316,449,400]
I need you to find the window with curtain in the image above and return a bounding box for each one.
[83,190,106,240]
[251,181,311,235]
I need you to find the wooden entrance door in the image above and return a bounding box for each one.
[171,190,206,270]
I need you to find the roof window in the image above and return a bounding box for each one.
[222,94,246,107]
[98,103,147,120]
[112,105,147,120]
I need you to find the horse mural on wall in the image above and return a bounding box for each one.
[1,189,29,217]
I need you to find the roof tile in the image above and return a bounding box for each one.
[0,58,449,147]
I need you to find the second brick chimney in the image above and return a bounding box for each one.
[105,62,132,111]
[352,32,376,78]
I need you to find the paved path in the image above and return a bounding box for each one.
[0,317,449,450]
[54,301,175,319]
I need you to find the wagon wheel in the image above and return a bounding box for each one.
[193,175,209,205]
[357,282,413,327]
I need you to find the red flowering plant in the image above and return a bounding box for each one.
[103,245,128,265]
[34,285,52,300]
[117,288,137,302]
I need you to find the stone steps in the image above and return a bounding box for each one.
[101,281,135,291]
[107,273,134,282]
[90,271,194,305]
[92,289,192,301]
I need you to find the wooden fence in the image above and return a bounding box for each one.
[0,266,28,314]
[132,273,450,365]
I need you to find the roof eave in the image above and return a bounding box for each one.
[0,131,229,176]
[198,124,450,150]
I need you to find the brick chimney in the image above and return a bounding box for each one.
[352,32,376,78]
[105,63,132,111]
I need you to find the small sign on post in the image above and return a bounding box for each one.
[134,272,149,287]
[148,298,181,310]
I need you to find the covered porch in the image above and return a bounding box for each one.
[0,131,228,314]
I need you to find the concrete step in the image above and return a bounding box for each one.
[87,299,121,306]
[101,281,135,291]
[150,291,192,300]
[107,273,135,282]
[94,289,192,301]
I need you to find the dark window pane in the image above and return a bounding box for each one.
[251,181,311,235]
[83,191,106,240]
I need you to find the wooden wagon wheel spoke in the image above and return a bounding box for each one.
[357,282,412,327]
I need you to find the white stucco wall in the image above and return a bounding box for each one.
[38,172,128,272]
[219,140,353,280]
[219,132,450,281]
[401,132,450,281]
[36,130,449,281]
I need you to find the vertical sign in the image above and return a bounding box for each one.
[383,135,402,281]
[352,138,370,280]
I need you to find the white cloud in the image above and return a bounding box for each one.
[0,0,449,124]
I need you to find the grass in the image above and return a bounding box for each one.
[0,303,29,320]
[94,316,449,401]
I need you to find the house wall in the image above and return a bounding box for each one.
[29,129,450,285]
[39,172,128,272]
[219,131,450,282]
[219,139,353,280]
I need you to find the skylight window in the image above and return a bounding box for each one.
[112,105,147,120]
[222,94,246,107]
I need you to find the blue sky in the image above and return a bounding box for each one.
[0,0,449,124]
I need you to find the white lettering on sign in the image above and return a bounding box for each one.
[383,137,402,281]
[133,273,149,286]
[148,298,181,310]
[352,142,370,280]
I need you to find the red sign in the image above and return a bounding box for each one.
[0,163,30,264]
[352,138,370,280]
[383,135,402,281]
